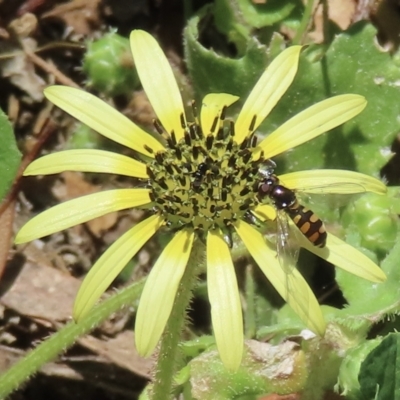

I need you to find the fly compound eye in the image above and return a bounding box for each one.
[258,176,278,198]
[259,182,269,193]
[258,179,273,198]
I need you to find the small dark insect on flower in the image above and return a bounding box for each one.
[192,162,209,190]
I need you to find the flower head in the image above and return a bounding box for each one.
[15,30,386,370]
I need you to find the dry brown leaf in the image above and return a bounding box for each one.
[79,330,154,379]
[126,90,156,127]
[53,171,118,237]
[0,37,45,102]
[87,212,118,238]
[0,345,24,373]
[309,0,357,43]
[52,171,99,200]
[42,0,101,35]
[0,259,79,322]
[8,12,38,38]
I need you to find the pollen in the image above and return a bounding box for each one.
[147,112,267,233]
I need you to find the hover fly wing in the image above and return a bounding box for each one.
[275,209,305,312]
[275,210,301,275]
[234,220,326,336]
[286,183,365,215]
[292,181,366,194]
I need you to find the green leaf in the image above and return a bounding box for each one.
[227,0,296,29]
[333,234,400,326]
[324,23,399,175]
[359,333,400,400]
[213,0,296,53]
[0,108,20,201]
[270,22,399,176]
[337,338,383,399]
[184,6,269,103]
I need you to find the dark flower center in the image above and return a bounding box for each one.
[146,117,269,233]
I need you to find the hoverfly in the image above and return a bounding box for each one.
[258,173,327,248]
[257,169,327,274]
[256,167,371,322]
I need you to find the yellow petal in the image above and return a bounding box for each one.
[135,229,194,357]
[15,189,152,243]
[234,220,326,335]
[130,30,186,141]
[74,214,163,320]
[44,86,164,157]
[200,93,239,136]
[235,46,302,144]
[256,94,367,159]
[207,230,243,371]
[252,204,277,222]
[23,150,148,179]
[300,233,386,283]
[279,170,387,194]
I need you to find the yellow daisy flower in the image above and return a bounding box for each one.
[15,30,386,371]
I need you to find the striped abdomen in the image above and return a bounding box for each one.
[286,201,327,248]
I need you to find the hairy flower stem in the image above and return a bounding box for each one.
[244,264,257,339]
[151,240,204,400]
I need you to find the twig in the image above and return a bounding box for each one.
[24,49,79,88]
